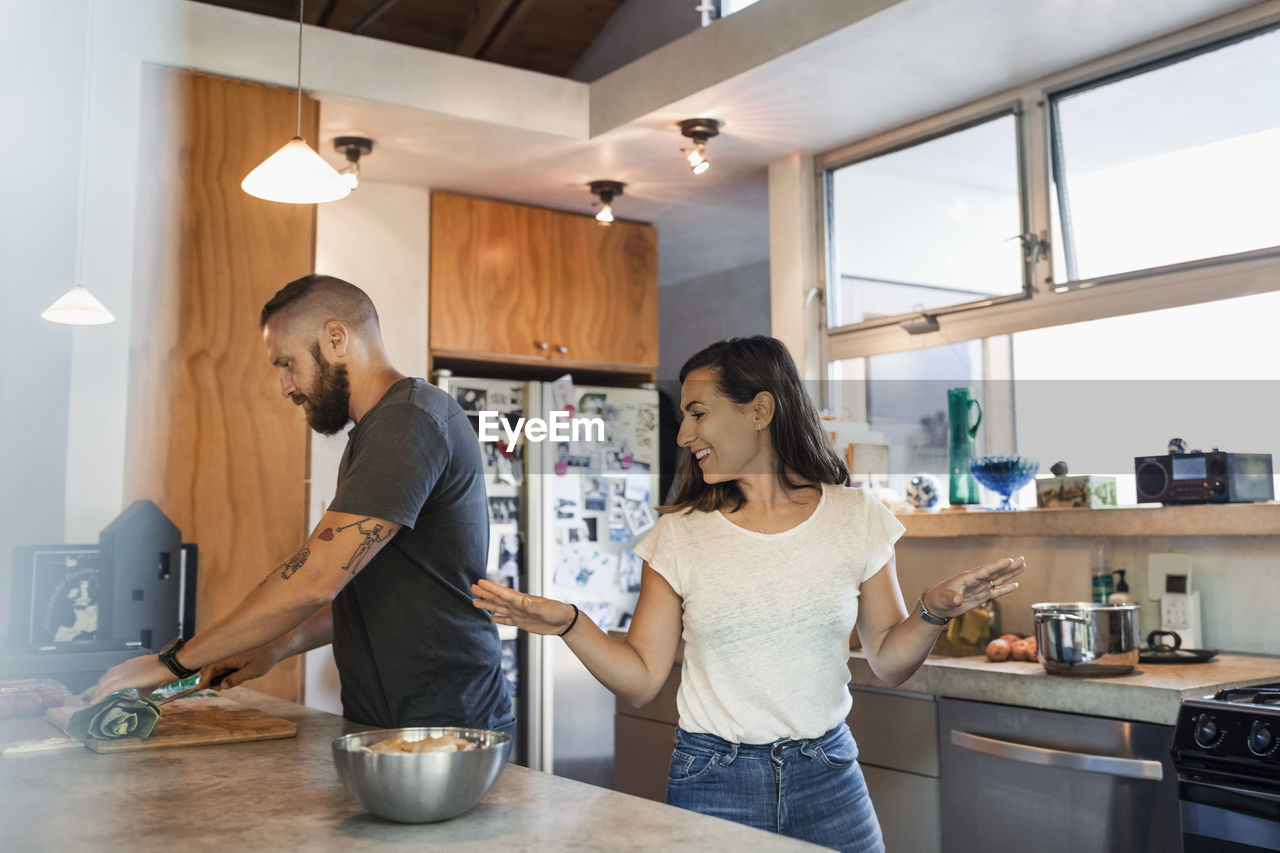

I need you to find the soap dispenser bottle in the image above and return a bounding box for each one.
[1108,569,1137,605]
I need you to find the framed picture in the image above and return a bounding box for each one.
[7,543,199,650]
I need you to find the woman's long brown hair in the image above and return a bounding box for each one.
[663,336,850,514]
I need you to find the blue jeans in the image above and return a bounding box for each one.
[666,722,884,853]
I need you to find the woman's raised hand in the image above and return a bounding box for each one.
[471,578,578,636]
[921,556,1027,620]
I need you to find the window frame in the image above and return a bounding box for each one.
[817,6,1280,365]
[820,104,1035,336]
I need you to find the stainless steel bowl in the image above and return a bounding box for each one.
[331,727,512,823]
[1032,602,1140,676]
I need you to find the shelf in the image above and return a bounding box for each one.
[896,502,1280,538]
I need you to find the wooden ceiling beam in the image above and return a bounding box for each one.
[454,0,521,58]
[315,0,344,27]
[474,0,542,61]
[350,0,403,34]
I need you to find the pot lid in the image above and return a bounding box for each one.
[1140,630,1217,664]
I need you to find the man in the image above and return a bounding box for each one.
[92,275,513,735]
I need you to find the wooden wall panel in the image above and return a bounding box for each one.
[126,66,314,703]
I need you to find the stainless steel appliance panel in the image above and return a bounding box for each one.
[939,697,1180,853]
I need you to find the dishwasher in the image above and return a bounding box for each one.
[938,698,1181,853]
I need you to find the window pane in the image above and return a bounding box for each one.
[1011,291,1280,502]
[1051,27,1280,282]
[831,342,989,505]
[827,113,1023,329]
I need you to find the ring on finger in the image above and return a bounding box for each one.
[988,579,996,592]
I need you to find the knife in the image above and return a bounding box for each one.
[153,672,230,706]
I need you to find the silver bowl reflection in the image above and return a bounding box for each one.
[332,727,512,823]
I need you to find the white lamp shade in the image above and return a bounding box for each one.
[241,137,351,204]
[41,286,116,325]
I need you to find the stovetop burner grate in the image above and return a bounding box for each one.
[1213,685,1280,705]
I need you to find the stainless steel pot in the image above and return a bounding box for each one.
[1032,602,1140,676]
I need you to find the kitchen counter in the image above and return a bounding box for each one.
[849,651,1280,724]
[0,687,820,852]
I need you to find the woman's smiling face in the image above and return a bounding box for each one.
[677,367,770,484]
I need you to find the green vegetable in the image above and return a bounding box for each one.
[66,693,162,741]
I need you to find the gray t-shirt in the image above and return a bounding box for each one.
[327,377,512,729]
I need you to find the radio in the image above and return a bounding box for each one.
[1134,451,1274,505]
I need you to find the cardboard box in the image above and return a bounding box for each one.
[1035,475,1118,508]
[847,443,890,490]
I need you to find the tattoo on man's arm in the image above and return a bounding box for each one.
[335,518,391,574]
[258,548,311,587]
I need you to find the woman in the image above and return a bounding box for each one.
[472,336,1025,852]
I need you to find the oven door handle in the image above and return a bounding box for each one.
[950,730,1164,781]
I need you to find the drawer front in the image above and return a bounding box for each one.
[862,765,941,853]
[848,686,939,776]
[613,715,676,803]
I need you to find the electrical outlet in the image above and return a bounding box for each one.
[1161,593,1190,629]
[1148,553,1193,600]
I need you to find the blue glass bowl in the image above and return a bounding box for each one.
[969,456,1039,510]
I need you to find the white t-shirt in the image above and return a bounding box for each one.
[633,482,905,744]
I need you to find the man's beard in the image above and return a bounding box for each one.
[293,343,352,436]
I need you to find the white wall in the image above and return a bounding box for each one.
[303,180,431,713]
[0,0,86,642]
[895,534,1280,656]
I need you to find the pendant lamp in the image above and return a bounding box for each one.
[43,0,115,325]
[241,0,349,204]
[42,287,116,325]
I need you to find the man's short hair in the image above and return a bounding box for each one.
[260,274,382,339]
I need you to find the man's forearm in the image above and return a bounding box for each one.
[176,573,331,672]
[270,604,334,660]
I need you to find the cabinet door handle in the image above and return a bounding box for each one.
[949,729,1163,781]
[537,341,549,350]
[556,345,568,354]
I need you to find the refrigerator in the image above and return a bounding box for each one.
[437,373,660,787]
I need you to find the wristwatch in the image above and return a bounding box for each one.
[917,598,952,627]
[158,637,199,680]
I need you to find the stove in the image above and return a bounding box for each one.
[1172,683,1280,851]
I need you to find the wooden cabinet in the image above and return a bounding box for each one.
[429,192,658,373]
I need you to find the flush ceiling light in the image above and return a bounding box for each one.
[44,0,114,325]
[334,136,373,189]
[679,118,722,176]
[588,180,625,225]
[241,0,350,204]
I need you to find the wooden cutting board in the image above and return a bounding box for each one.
[46,692,298,753]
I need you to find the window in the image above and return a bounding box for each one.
[826,112,1025,330]
[818,12,1280,510]
[831,291,1280,507]
[1050,26,1280,285]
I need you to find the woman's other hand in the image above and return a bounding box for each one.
[472,578,578,636]
[922,556,1026,619]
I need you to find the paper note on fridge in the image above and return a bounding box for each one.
[552,545,615,598]
[624,474,650,503]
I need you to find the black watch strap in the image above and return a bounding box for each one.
[158,637,199,680]
[917,598,952,627]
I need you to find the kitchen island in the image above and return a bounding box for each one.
[0,687,822,852]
